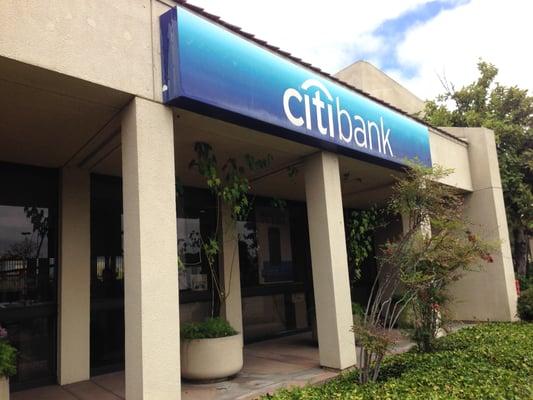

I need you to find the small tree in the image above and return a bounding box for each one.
[355,163,493,383]
[386,165,494,352]
[189,142,272,321]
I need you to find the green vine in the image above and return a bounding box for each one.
[346,207,383,281]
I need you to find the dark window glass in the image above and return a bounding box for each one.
[90,179,219,373]
[238,199,312,341]
[238,221,259,287]
[177,187,218,304]
[90,175,124,373]
[0,162,58,390]
[0,206,54,304]
[239,202,298,287]
[268,227,282,265]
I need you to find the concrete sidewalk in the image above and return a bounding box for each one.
[13,327,425,400]
[12,332,338,400]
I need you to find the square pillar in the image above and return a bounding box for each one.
[444,127,517,321]
[58,167,90,384]
[219,205,243,334]
[122,97,180,400]
[304,152,356,370]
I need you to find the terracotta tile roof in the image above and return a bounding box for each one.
[170,0,466,144]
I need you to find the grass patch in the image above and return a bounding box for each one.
[262,323,533,400]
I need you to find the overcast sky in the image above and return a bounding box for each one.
[186,0,533,101]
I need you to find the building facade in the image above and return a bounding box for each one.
[0,1,517,399]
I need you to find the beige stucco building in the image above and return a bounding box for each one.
[0,1,517,399]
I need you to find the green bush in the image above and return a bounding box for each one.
[517,288,533,321]
[0,340,16,378]
[181,317,238,340]
[262,323,533,400]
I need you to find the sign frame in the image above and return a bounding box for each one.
[160,6,431,170]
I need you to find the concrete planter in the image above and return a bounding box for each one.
[180,333,243,381]
[0,377,9,400]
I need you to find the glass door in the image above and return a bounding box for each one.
[0,163,58,391]
[90,175,125,374]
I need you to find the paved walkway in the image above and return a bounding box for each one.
[12,332,338,400]
[12,327,425,400]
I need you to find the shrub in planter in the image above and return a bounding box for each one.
[185,143,275,381]
[0,325,16,400]
[517,287,533,321]
[0,326,16,379]
[180,318,242,381]
[0,340,16,379]
[181,318,237,340]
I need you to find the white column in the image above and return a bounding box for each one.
[58,167,90,384]
[445,127,517,321]
[122,97,180,400]
[304,152,357,370]
[219,205,243,333]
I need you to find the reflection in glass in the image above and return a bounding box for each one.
[239,206,294,287]
[90,175,125,372]
[177,218,207,291]
[238,221,259,287]
[1,317,54,383]
[176,187,218,297]
[256,206,294,284]
[0,206,54,304]
[0,206,56,385]
[0,163,58,389]
[243,294,287,340]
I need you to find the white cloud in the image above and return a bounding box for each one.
[185,0,533,100]
[186,0,429,71]
[395,0,533,99]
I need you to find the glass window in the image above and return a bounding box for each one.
[255,206,294,284]
[0,206,54,304]
[0,163,58,389]
[177,217,205,291]
[176,187,218,319]
[91,175,124,301]
[239,203,297,287]
[90,180,220,372]
[90,175,125,372]
[238,199,312,341]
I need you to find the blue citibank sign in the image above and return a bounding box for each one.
[160,7,431,168]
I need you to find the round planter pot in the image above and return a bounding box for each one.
[0,376,9,400]
[181,333,243,381]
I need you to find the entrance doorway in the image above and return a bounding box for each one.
[0,163,58,391]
